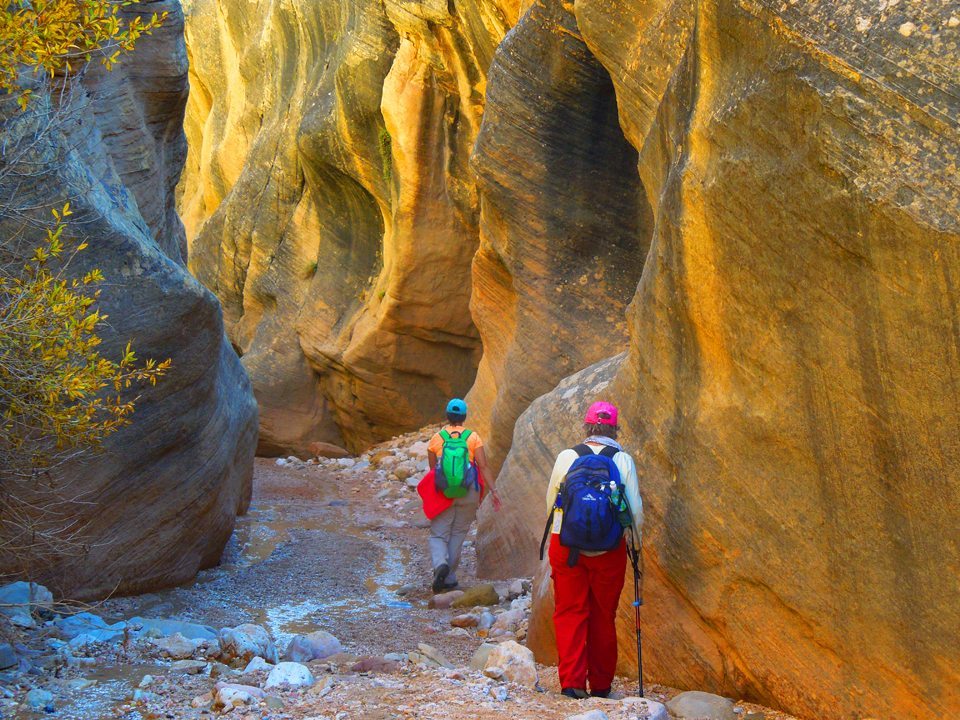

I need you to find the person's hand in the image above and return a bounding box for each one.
[491,489,502,512]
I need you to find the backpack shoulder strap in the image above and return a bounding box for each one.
[571,444,593,457]
[440,429,452,442]
[460,429,472,441]
[598,446,618,459]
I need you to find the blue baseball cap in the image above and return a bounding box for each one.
[446,398,467,415]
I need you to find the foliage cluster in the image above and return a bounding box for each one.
[0,0,167,107]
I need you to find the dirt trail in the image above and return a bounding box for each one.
[19,434,801,720]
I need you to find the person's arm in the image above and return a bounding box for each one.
[546,450,573,513]
[618,453,643,541]
[428,450,438,470]
[475,446,500,511]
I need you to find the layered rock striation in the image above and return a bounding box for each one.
[0,0,258,598]
[180,0,518,455]
[480,1,960,719]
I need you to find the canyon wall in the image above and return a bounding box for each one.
[478,1,960,719]
[180,0,520,455]
[0,0,258,598]
[180,0,959,716]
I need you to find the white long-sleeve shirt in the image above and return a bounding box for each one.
[545,441,643,545]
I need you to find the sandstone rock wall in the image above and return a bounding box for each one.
[180,0,518,455]
[0,0,258,599]
[467,0,651,471]
[480,1,960,719]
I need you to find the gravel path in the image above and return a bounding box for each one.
[15,435,802,720]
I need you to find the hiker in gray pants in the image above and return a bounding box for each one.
[426,398,500,592]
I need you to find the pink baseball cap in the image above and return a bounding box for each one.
[584,401,618,426]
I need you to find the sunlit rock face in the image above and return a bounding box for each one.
[480,1,960,719]
[180,0,518,454]
[0,0,258,599]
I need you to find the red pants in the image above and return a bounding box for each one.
[548,534,626,693]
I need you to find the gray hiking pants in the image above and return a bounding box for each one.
[429,486,479,584]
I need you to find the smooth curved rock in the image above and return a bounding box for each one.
[467,0,651,471]
[180,0,519,454]
[0,0,257,600]
[482,1,960,718]
[284,631,342,663]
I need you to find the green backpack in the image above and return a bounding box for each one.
[436,429,474,499]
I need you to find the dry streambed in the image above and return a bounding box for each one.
[1,432,797,720]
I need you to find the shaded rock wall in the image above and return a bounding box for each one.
[0,0,258,599]
[481,1,960,719]
[180,0,518,455]
[467,0,651,472]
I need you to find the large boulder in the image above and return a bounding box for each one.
[478,0,960,718]
[0,0,257,599]
[180,0,521,454]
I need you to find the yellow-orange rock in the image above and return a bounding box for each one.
[479,1,960,719]
[180,0,518,454]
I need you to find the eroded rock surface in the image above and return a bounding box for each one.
[485,1,960,719]
[181,0,518,454]
[0,0,257,598]
[467,0,651,469]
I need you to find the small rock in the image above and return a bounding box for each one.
[667,691,738,720]
[409,441,429,458]
[25,688,54,711]
[492,609,524,633]
[484,641,538,687]
[898,21,916,36]
[152,632,198,660]
[451,584,499,608]
[507,579,525,599]
[219,624,278,664]
[383,652,407,663]
[483,665,504,680]
[622,697,669,720]
[54,612,124,641]
[65,678,98,691]
[446,628,471,638]
[451,614,479,628]
[567,711,608,720]
[308,441,350,458]
[395,584,416,596]
[215,682,265,709]
[0,582,52,628]
[469,643,496,671]
[490,685,509,702]
[949,16,960,28]
[350,656,399,673]
[191,692,213,708]
[478,612,495,630]
[127,617,217,641]
[0,644,16,670]
[415,643,454,669]
[170,659,207,674]
[208,661,236,679]
[132,689,158,703]
[266,695,284,709]
[241,656,274,675]
[285,630,342,662]
[138,675,154,688]
[264,661,315,689]
[429,590,465,609]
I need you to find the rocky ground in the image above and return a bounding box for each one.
[0,431,799,720]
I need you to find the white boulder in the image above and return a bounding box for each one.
[264,661,315,690]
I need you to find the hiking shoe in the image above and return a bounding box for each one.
[432,563,450,593]
[442,581,459,590]
[561,688,589,700]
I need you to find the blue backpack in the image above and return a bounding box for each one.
[539,444,628,566]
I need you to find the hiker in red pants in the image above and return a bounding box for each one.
[543,401,643,699]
